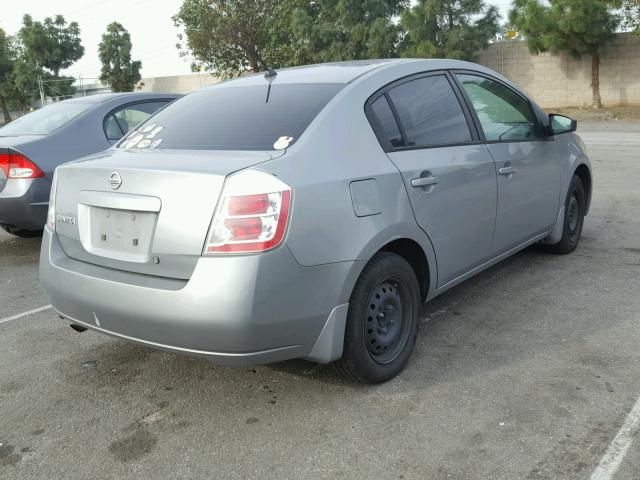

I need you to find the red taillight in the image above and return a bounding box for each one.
[224,217,264,241]
[0,152,45,179]
[228,194,270,215]
[207,190,291,253]
[204,170,293,255]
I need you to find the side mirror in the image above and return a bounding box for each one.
[548,114,577,136]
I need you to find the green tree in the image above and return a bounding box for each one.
[399,0,499,60]
[20,14,84,77]
[0,28,71,119]
[12,54,46,104]
[510,0,621,109]
[293,0,408,62]
[0,31,36,122]
[0,29,15,122]
[99,22,142,92]
[174,0,312,77]
[622,0,640,32]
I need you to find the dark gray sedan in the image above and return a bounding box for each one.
[0,92,178,236]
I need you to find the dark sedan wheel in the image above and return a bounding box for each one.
[1,225,43,238]
[543,174,586,254]
[336,252,419,383]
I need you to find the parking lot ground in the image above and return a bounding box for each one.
[1,121,639,480]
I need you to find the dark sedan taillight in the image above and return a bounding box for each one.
[0,152,45,179]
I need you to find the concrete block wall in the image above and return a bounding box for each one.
[138,73,220,94]
[475,33,640,108]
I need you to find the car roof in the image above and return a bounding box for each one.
[208,59,502,89]
[211,59,413,87]
[63,92,180,104]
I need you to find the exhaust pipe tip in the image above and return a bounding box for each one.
[70,324,88,333]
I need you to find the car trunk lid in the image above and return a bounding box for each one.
[54,148,282,279]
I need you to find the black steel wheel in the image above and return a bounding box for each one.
[543,175,586,254]
[336,252,420,383]
[364,280,411,365]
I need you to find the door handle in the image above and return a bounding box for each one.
[411,176,439,188]
[498,166,517,176]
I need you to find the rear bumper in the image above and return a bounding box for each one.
[0,178,50,230]
[40,228,358,366]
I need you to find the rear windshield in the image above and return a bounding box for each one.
[0,102,92,136]
[119,83,344,151]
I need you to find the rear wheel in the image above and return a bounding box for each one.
[336,252,420,383]
[542,175,586,254]
[0,225,43,238]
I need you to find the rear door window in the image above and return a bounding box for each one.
[386,75,473,148]
[120,83,344,151]
[368,96,403,149]
[104,101,170,140]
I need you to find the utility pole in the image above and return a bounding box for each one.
[38,75,46,107]
[501,33,505,75]
[500,30,519,76]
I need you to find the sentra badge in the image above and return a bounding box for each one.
[55,215,76,225]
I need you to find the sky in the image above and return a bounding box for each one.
[0,0,515,81]
[0,0,194,80]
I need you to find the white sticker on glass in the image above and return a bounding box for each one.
[139,123,157,133]
[274,136,294,150]
[124,133,145,149]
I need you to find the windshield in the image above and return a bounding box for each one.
[119,83,344,151]
[0,102,93,136]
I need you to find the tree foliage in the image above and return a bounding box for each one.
[174,0,312,77]
[0,29,17,122]
[4,14,85,104]
[510,0,621,108]
[19,14,84,77]
[293,0,408,62]
[173,0,502,74]
[400,0,499,60]
[0,30,41,122]
[99,22,142,92]
[622,0,640,32]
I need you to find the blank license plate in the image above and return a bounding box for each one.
[88,206,157,262]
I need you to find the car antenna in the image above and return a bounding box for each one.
[255,50,277,103]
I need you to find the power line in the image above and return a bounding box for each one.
[66,0,111,15]
[66,44,178,75]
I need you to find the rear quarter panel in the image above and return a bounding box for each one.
[261,62,444,298]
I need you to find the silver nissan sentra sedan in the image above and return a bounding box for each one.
[40,59,591,383]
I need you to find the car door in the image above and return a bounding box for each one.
[454,73,561,255]
[367,72,498,288]
[103,100,171,145]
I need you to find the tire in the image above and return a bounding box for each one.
[542,175,586,255]
[0,225,43,238]
[335,252,420,383]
